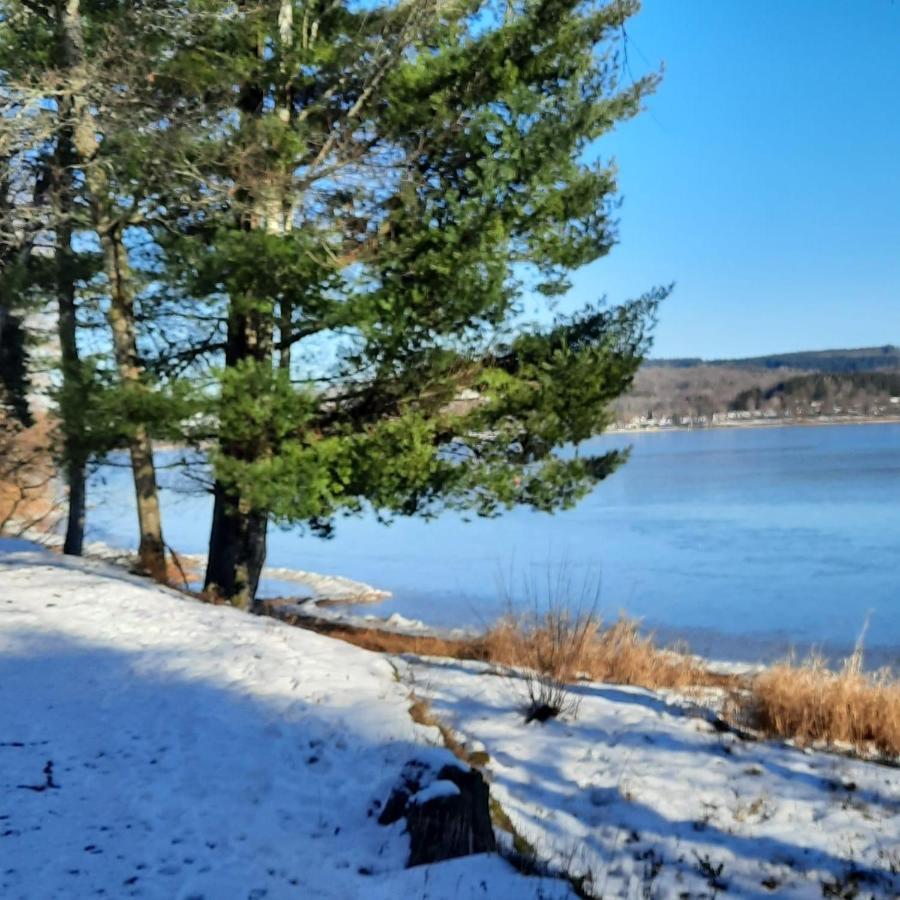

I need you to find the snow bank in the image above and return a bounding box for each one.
[397,655,900,899]
[0,541,570,899]
[12,526,390,604]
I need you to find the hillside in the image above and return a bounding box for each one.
[616,346,900,427]
[645,345,900,373]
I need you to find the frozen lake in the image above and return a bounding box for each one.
[86,423,900,668]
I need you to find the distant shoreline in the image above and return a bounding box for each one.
[607,414,900,435]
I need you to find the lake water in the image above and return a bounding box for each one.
[85,423,900,668]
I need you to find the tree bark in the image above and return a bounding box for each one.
[62,454,86,555]
[50,125,87,556]
[206,483,268,608]
[204,304,272,609]
[0,165,33,426]
[99,229,167,581]
[56,0,167,581]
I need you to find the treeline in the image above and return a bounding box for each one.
[614,365,800,422]
[730,372,900,414]
[0,0,663,608]
[647,345,900,374]
[615,365,900,425]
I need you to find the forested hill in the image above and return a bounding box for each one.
[644,345,900,374]
[615,346,900,426]
[730,371,900,413]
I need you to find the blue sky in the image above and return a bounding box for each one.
[563,0,900,360]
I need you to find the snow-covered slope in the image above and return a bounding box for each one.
[5,538,899,899]
[0,541,570,899]
[398,656,900,899]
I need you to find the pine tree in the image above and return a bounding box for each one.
[0,0,172,571]
[146,0,666,607]
[3,0,665,605]
[0,128,38,426]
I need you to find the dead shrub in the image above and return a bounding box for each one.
[484,607,598,721]
[0,412,60,535]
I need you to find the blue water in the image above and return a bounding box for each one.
[85,423,900,668]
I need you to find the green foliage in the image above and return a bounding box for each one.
[49,359,202,461]
[2,0,667,588]
[0,313,31,424]
[145,0,667,539]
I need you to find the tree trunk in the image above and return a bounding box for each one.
[128,426,166,580]
[53,154,87,556]
[56,0,167,581]
[62,455,86,555]
[204,4,295,608]
[51,103,88,557]
[99,229,167,581]
[0,313,31,424]
[206,483,268,609]
[0,161,33,425]
[203,306,272,609]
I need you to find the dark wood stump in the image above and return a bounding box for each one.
[379,760,497,866]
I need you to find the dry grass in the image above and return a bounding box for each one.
[406,695,490,766]
[744,652,900,757]
[583,617,712,690]
[482,609,597,719]
[269,601,727,694]
[265,603,488,659]
[482,612,719,693]
[267,594,900,758]
[163,550,202,590]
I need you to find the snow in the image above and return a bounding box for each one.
[259,566,390,603]
[409,780,461,804]
[396,655,900,899]
[18,528,390,604]
[5,538,899,899]
[0,541,570,899]
[279,597,476,640]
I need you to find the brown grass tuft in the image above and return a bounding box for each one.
[481,611,593,683]
[481,608,597,719]
[268,601,727,694]
[264,595,900,759]
[745,653,900,757]
[482,612,716,692]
